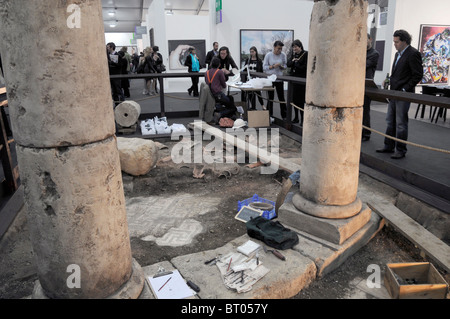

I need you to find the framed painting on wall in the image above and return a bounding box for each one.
[418,25,450,85]
[168,40,206,70]
[239,29,294,69]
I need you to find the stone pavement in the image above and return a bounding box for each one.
[126,183,395,299]
[138,231,393,300]
[126,194,222,246]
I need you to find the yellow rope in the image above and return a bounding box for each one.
[290,102,450,155]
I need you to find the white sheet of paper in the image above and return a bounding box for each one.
[147,270,195,299]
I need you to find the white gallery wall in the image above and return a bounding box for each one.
[165,14,211,72]
[104,0,450,89]
[210,0,314,63]
[104,33,135,48]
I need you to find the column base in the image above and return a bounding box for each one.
[31,258,145,299]
[279,192,372,245]
[292,191,362,219]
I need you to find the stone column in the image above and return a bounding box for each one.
[293,0,368,218]
[0,0,144,298]
[279,0,371,244]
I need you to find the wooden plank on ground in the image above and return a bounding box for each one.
[368,200,450,273]
[191,121,301,174]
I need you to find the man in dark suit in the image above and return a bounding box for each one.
[376,30,423,159]
[106,42,125,106]
[205,42,219,69]
[362,34,379,141]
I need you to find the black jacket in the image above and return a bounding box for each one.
[366,47,379,80]
[218,56,238,72]
[390,46,423,92]
[144,55,157,73]
[242,57,263,82]
[107,51,123,75]
[205,50,218,66]
[287,51,308,78]
[184,54,203,73]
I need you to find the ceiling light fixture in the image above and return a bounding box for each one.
[108,11,115,16]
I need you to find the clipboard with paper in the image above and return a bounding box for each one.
[147,269,196,299]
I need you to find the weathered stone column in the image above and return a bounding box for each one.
[279,0,371,244]
[0,0,144,298]
[293,0,367,218]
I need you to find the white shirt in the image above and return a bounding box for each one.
[263,52,287,77]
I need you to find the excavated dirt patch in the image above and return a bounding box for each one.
[0,138,446,299]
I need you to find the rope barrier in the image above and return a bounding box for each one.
[290,102,450,155]
[114,93,197,104]
[113,89,449,155]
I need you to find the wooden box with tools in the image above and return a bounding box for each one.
[384,262,448,299]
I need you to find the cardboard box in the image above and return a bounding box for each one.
[384,262,448,299]
[248,110,270,128]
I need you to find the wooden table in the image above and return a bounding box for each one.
[227,83,274,119]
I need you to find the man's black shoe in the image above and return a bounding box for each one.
[362,136,370,141]
[391,152,405,159]
[376,148,394,153]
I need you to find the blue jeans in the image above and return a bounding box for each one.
[384,99,410,154]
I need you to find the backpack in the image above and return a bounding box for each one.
[246,216,299,250]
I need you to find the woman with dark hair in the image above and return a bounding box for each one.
[244,46,264,109]
[287,39,308,124]
[206,57,236,118]
[218,46,238,80]
[184,47,201,97]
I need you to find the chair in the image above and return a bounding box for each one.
[430,87,448,123]
[415,85,436,120]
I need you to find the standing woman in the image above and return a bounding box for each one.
[244,46,264,109]
[184,47,201,97]
[287,39,308,124]
[152,46,164,94]
[138,47,157,95]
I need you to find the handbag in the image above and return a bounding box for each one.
[156,64,166,73]
[219,117,234,128]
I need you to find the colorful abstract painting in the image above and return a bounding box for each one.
[418,25,450,85]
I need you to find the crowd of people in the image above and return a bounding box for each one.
[106,42,165,105]
[194,29,422,161]
[106,28,423,160]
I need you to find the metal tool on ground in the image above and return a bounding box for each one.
[187,280,200,292]
[204,254,222,266]
[263,245,286,261]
